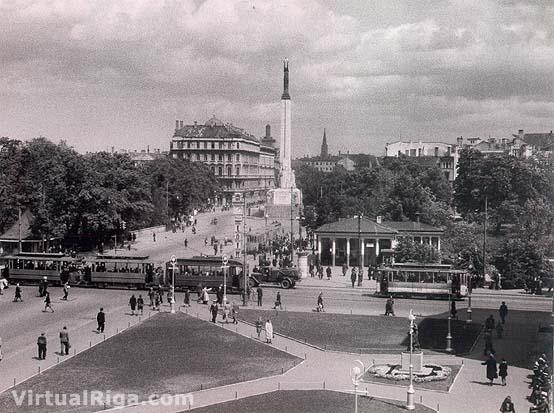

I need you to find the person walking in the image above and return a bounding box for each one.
[265,319,273,344]
[342,263,348,277]
[385,296,395,316]
[184,238,188,248]
[129,294,137,316]
[351,267,357,288]
[37,333,47,360]
[59,326,70,356]
[317,292,324,312]
[450,300,457,319]
[154,294,161,311]
[148,288,155,307]
[96,308,105,333]
[499,396,515,412]
[44,292,54,312]
[62,282,70,300]
[482,354,498,385]
[222,301,230,323]
[13,283,23,302]
[499,301,508,324]
[137,295,144,316]
[202,287,210,305]
[273,292,282,310]
[210,301,219,323]
[498,358,508,386]
[255,317,263,339]
[231,302,239,324]
[326,266,332,280]
[184,289,191,307]
[257,286,263,307]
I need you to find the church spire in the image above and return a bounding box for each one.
[281,58,290,100]
[320,128,329,158]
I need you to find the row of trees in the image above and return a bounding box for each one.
[295,151,554,283]
[0,137,220,250]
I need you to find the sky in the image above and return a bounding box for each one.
[1,0,553,156]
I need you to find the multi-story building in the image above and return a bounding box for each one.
[169,117,277,206]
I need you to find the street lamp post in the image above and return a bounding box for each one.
[467,264,473,323]
[350,360,365,413]
[446,284,453,353]
[407,309,416,410]
[354,214,363,284]
[170,255,176,314]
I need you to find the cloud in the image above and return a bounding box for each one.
[0,0,552,155]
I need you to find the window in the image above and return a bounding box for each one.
[187,142,191,149]
[211,142,215,149]
[196,154,200,161]
[219,143,223,149]
[236,143,240,149]
[227,166,232,176]
[204,142,207,149]
[218,154,223,161]
[197,142,200,149]
[236,166,240,176]
[211,154,215,161]
[203,154,208,161]
[227,154,231,162]
[218,167,222,176]
[236,154,240,162]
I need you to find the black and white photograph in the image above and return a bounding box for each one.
[0,1,553,412]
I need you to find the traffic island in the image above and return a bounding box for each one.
[239,309,481,354]
[185,390,435,413]
[363,364,462,392]
[0,313,300,413]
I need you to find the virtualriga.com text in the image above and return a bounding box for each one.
[11,390,194,407]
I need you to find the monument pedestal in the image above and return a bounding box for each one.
[399,351,424,374]
[265,187,302,220]
[297,251,309,278]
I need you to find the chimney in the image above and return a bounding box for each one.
[376,216,382,224]
[518,129,524,139]
[175,120,179,130]
[265,124,271,138]
[180,120,184,129]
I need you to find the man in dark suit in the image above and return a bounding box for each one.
[96,308,105,333]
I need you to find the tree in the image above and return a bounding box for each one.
[394,237,440,263]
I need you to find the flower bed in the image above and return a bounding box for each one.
[367,363,451,383]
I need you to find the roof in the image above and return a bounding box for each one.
[174,118,259,143]
[315,217,398,235]
[0,209,38,241]
[514,132,554,150]
[381,221,444,234]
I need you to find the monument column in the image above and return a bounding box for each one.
[346,238,350,267]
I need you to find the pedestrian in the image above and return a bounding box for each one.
[216,285,224,305]
[154,294,161,311]
[499,301,508,324]
[137,295,144,315]
[342,263,348,277]
[485,314,496,331]
[317,266,324,280]
[385,296,395,316]
[326,266,332,279]
[351,267,357,288]
[498,358,508,386]
[222,301,230,323]
[152,232,156,242]
[273,292,282,310]
[0,277,6,295]
[37,333,47,360]
[148,288,155,307]
[257,286,263,306]
[204,237,208,247]
[481,354,498,385]
[62,282,70,300]
[96,308,105,333]
[184,289,191,307]
[13,283,23,302]
[231,302,239,324]
[210,301,219,323]
[317,292,324,312]
[255,316,263,338]
[496,322,504,339]
[44,292,54,312]
[184,238,188,248]
[265,319,273,344]
[129,294,137,315]
[450,300,457,319]
[499,396,515,412]
[59,326,70,355]
[202,287,210,305]
[483,329,495,355]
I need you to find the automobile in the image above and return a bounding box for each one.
[249,266,301,289]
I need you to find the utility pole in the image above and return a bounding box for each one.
[166,180,169,223]
[18,206,22,253]
[290,186,294,264]
[483,195,488,284]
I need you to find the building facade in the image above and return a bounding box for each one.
[169,117,277,206]
[314,216,443,268]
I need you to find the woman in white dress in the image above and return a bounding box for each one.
[265,319,273,344]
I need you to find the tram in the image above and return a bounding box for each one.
[166,256,246,291]
[3,253,81,286]
[375,262,469,299]
[82,254,160,289]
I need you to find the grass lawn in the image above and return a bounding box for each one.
[0,313,300,413]
[239,309,481,354]
[187,390,435,413]
[362,365,462,392]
